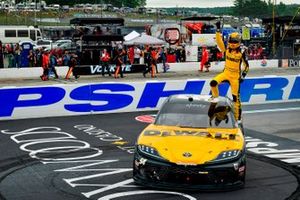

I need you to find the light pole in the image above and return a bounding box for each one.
[34,0,37,26]
[272,0,276,57]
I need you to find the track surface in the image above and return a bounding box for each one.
[0,102,299,200]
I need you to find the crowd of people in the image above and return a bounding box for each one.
[0,42,72,69]
[0,41,79,80]
[0,38,265,81]
[100,45,171,79]
[247,43,264,60]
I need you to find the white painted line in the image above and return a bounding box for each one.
[1,86,17,88]
[244,107,300,114]
[263,75,278,77]
[187,78,201,81]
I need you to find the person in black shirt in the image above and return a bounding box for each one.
[142,46,151,77]
[113,48,124,78]
[27,50,36,67]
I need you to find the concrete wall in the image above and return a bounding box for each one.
[0,59,278,79]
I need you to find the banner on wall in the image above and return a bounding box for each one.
[185,45,198,62]
[242,27,251,41]
[279,59,300,68]
[192,34,216,47]
[73,64,147,75]
[288,59,300,67]
[0,75,299,120]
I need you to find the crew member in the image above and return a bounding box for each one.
[209,21,249,122]
[65,54,79,79]
[100,48,111,76]
[142,46,151,77]
[40,50,50,81]
[114,48,124,78]
[200,45,209,72]
[49,51,59,79]
[150,47,158,77]
[143,47,158,78]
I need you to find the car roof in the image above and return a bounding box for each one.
[166,94,232,106]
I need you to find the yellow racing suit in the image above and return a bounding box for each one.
[210,31,249,121]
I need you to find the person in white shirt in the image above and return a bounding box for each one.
[134,46,141,64]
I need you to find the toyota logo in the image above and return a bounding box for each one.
[183,152,192,157]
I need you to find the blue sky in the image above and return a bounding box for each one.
[146,0,300,8]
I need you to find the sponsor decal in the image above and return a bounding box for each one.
[74,124,135,154]
[261,59,267,67]
[239,166,245,172]
[0,76,299,119]
[280,59,300,68]
[289,59,300,67]
[74,124,123,142]
[143,129,210,137]
[75,64,144,75]
[183,152,192,158]
[226,55,240,63]
[164,28,180,45]
[135,115,156,123]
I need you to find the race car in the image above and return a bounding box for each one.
[133,94,246,190]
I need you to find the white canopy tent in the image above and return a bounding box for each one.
[124,33,166,45]
[124,31,140,42]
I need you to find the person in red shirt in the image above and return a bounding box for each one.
[100,48,111,76]
[40,50,50,81]
[128,46,134,65]
[200,45,209,72]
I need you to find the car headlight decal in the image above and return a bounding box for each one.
[210,150,241,163]
[138,145,163,159]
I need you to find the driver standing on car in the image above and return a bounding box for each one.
[209,21,249,123]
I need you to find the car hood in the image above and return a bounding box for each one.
[137,124,244,165]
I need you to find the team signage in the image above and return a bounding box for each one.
[74,64,147,75]
[0,75,299,120]
[289,59,300,67]
[280,59,300,68]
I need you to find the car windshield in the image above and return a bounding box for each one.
[155,100,236,128]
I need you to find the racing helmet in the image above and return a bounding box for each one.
[228,32,241,49]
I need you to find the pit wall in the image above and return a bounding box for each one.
[0,59,278,79]
[0,75,299,120]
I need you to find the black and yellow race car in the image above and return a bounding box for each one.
[133,94,246,190]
